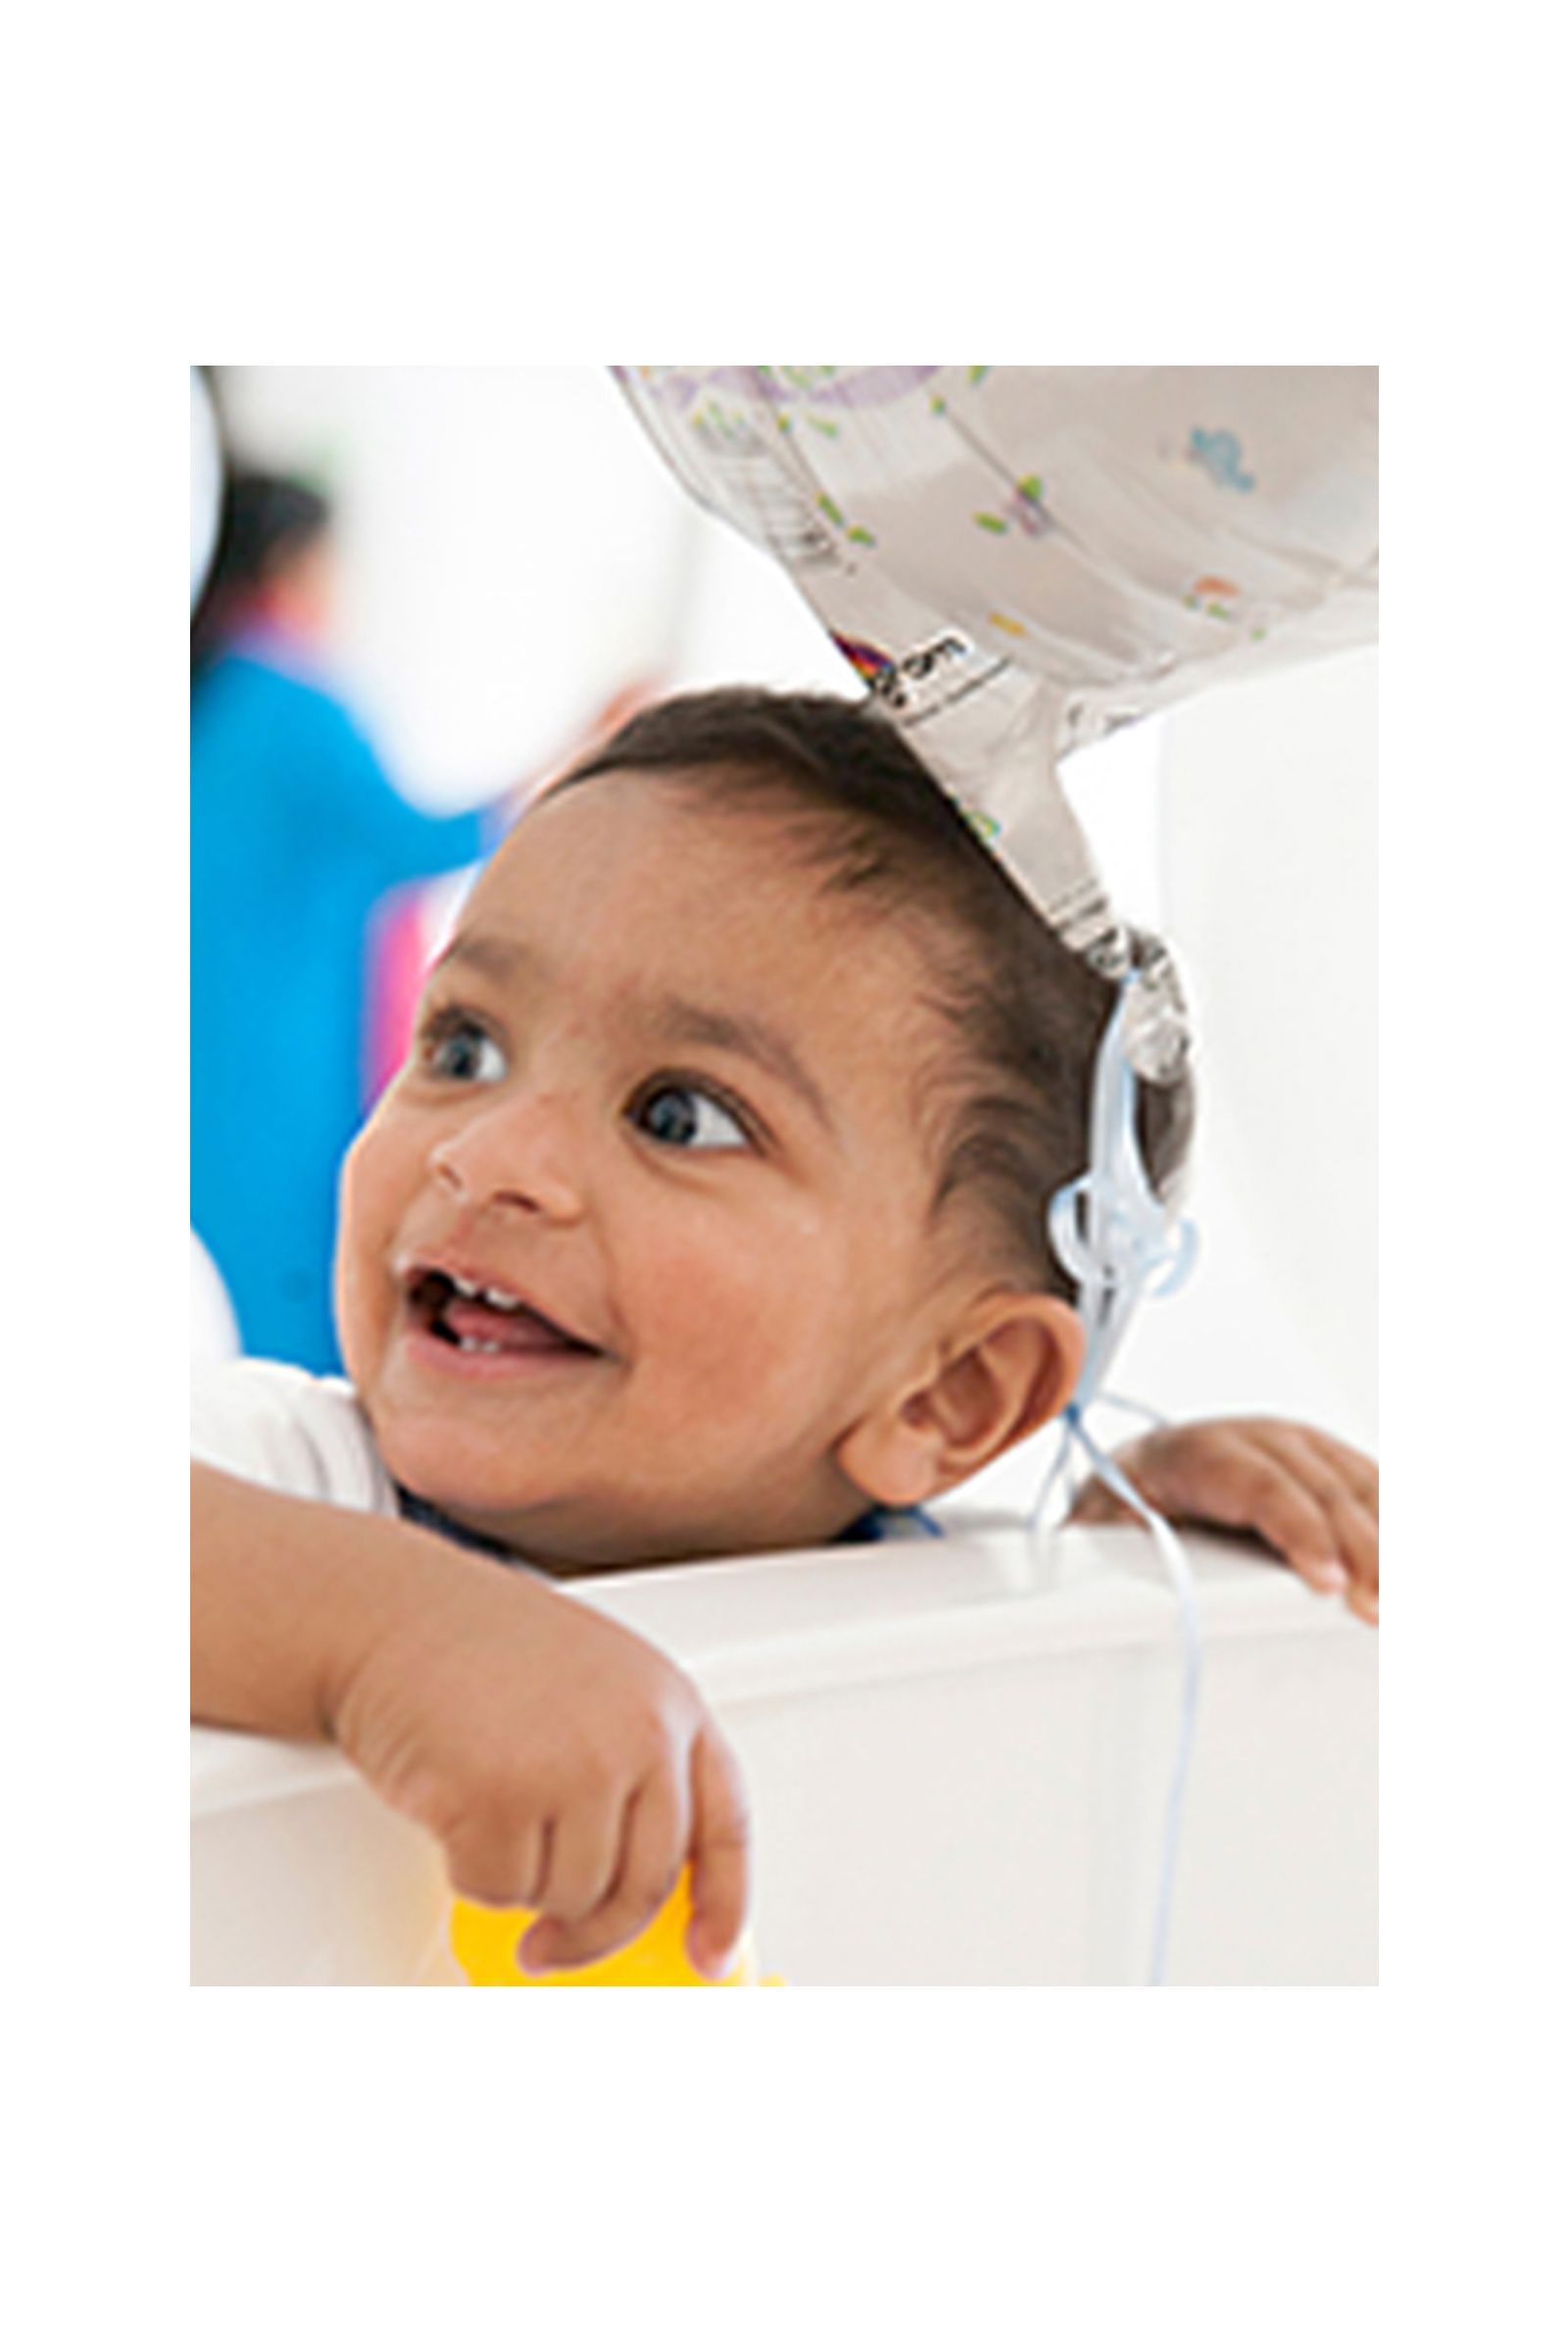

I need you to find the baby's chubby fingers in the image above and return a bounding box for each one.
[1260,1423,1379,1623]
[520,1767,689,1975]
[685,1726,752,1983]
[1066,1418,1379,1621]
[1327,1485,1379,1625]
[325,1547,758,1974]
[516,1802,624,1972]
[441,1812,549,1914]
[1088,1424,1349,1592]
[1290,1424,1378,1513]
[1199,1433,1351,1596]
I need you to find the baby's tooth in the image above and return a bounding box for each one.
[481,1284,521,1310]
[450,1274,480,1298]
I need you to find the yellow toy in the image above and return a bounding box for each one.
[451,1870,782,1986]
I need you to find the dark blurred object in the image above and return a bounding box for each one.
[191,466,331,677]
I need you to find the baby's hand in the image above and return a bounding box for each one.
[326,1558,751,1977]
[1067,1416,1379,1625]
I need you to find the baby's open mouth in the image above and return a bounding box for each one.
[406,1268,602,1358]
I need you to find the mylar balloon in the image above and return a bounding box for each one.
[615,367,1377,1080]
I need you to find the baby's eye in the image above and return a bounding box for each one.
[419,1012,508,1086]
[630,1080,751,1152]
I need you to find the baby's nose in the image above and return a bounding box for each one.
[429,1091,586,1221]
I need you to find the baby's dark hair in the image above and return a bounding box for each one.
[560,687,1194,1301]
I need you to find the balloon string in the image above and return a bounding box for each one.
[1029,976,1202,1984]
[1049,1404,1203,1986]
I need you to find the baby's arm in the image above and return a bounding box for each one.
[1066,1417,1379,1626]
[191,1463,750,1976]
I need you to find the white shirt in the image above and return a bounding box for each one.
[190,1358,400,1516]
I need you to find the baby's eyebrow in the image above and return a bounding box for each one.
[653,994,838,1139]
[431,930,533,987]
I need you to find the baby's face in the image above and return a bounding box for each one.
[335,772,983,1570]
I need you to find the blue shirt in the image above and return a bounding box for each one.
[191,639,494,1373]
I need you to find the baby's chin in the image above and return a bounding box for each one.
[371,1419,543,1529]
[389,1465,866,1578]
[371,1403,872,1573]
[532,1492,875,1578]
[368,1421,633,1566]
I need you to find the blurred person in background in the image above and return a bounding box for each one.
[191,468,512,1373]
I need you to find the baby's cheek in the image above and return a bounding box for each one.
[333,1133,398,1369]
[646,1226,843,1417]
[335,1129,378,1262]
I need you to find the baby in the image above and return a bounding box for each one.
[191,688,1378,1979]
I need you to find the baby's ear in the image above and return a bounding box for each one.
[836,1294,1084,1507]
